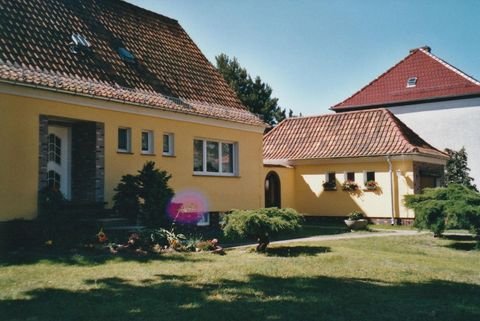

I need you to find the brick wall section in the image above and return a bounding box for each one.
[71,122,97,203]
[38,115,49,191]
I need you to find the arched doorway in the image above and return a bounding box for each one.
[265,171,281,208]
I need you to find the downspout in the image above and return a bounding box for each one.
[386,156,396,225]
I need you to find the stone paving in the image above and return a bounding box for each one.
[227,229,428,250]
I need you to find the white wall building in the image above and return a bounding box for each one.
[332,47,480,186]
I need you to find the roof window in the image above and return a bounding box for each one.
[69,33,92,54]
[118,47,136,63]
[407,77,417,88]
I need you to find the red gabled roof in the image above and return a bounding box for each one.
[263,109,447,161]
[0,0,264,126]
[332,47,480,111]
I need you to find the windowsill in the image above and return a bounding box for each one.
[117,150,133,154]
[141,152,156,156]
[193,172,239,178]
[162,154,176,157]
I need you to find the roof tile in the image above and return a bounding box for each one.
[0,0,264,126]
[263,109,447,160]
[332,48,480,111]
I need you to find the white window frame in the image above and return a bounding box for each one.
[406,77,417,88]
[325,172,336,183]
[193,138,238,176]
[197,213,210,226]
[163,133,174,156]
[141,130,154,154]
[117,127,131,152]
[344,171,355,182]
[363,171,376,184]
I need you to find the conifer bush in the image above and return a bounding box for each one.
[113,161,174,227]
[405,184,480,241]
[223,207,302,252]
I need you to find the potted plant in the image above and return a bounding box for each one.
[322,181,337,191]
[344,211,368,230]
[342,180,359,191]
[365,180,379,191]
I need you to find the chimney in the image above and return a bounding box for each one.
[409,45,431,54]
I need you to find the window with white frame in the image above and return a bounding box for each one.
[323,172,336,190]
[345,172,355,182]
[117,127,131,152]
[141,130,154,154]
[197,213,210,226]
[193,139,236,175]
[364,171,375,183]
[163,133,174,156]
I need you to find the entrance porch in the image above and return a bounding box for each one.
[38,115,105,208]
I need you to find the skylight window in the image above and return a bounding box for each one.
[118,47,136,63]
[407,77,417,88]
[69,33,91,54]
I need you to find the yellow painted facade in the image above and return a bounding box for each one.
[0,89,265,221]
[263,159,416,219]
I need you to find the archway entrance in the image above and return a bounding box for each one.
[265,171,281,208]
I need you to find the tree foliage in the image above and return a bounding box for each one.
[444,147,477,191]
[113,161,174,227]
[215,54,295,126]
[223,207,302,252]
[404,184,480,239]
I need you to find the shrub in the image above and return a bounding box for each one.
[405,184,480,239]
[112,174,140,224]
[113,161,174,227]
[223,207,302,252]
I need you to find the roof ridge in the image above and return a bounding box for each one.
[282,108,386,122]
[418,48,480,86]
[331,50,418,109]
[380,109,417,153]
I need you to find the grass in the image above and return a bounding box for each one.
[1,233,479,320]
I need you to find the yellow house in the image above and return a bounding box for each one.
[0,0,266,223]
[263,109,448,224]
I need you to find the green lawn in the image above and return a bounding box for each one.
[1,234,479,321]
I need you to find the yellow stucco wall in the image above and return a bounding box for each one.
[0,91,264,221]
[264,160,415,219]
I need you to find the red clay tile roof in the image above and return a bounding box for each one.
[332,47,480,111]
[263,109,447,161]
[0,0,264,126]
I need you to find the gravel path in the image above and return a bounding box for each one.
[227,229,428,250]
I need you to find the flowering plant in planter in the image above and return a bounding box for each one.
[322,181,337,190]
[365,180,379,190]
[342,180,359,191]
[345,211,368,230]
[347,211,365,221]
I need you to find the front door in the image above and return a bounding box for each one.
[47,126,71,199]
[265,171,281,208]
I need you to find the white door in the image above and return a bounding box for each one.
[47,126,71,199]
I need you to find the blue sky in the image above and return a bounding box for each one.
[128,0,480,116]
